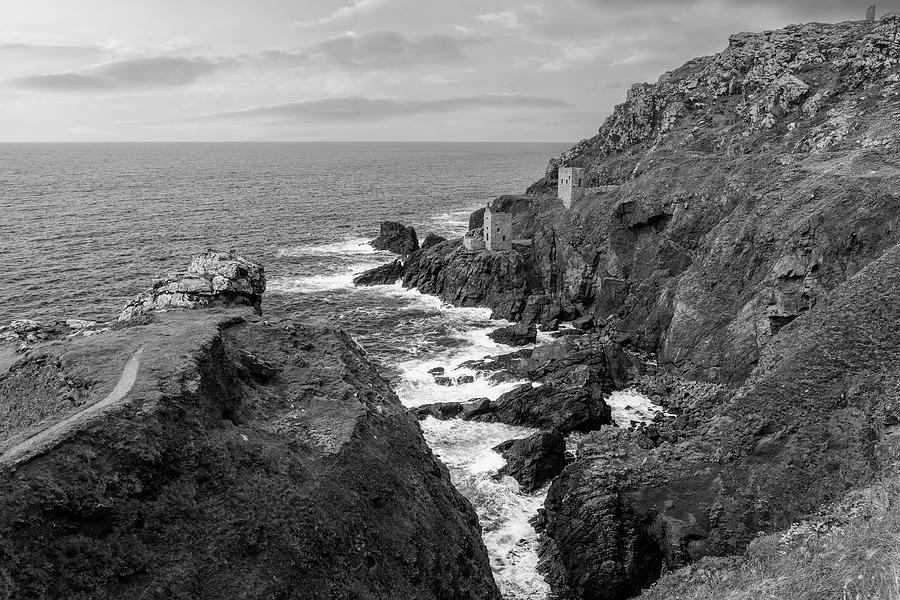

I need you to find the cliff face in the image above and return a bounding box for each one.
[540,240,900,600]
[402,238,542,321]
[525,15,900,600]
[379,13,900,600]
[0,307,500,599]
[521,15,900,384]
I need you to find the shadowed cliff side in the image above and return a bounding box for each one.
[0,254,501,600]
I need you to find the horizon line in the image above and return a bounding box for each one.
[0,139,576,144]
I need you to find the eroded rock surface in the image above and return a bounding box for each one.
[119,250,265,321]
[0,250,501,599]
[370,221,419,256]
[494,430,567,493]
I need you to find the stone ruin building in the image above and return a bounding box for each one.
[483,207,512,251]
[462,205,513,252]
[462,228,486,251]
[557,166,586,209]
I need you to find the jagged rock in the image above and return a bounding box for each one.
[488,323,537,346]
[413,398,492,421]
[481,365,611,432]
[370,221,419,256]
[456,375,475,385]
[428,367,445,376]
[428,365,612,433]
[434,376,453,386]
[539,242,900,599]
[353,259,405,286]
[403,240,536,321]
[539,428,664,600]
[0,319,106,349]
[421,233,447,249]
[494,431,566,493]
[119,250,265,321]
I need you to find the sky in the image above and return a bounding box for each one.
[1,0,896,142]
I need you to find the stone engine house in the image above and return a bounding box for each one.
[483,207,512,251]
[557,166,586,209]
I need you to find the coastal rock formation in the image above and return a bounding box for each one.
[494,430,567,493]
[418,365,612,434]
[353,258,405,286]
[0,318,106,349]
[539,429,664,600]
[421,232,447,249]
[403,240,539,321]
[370,221,419,256]
[515,15,900,384]
[539,240,900,599]
[119,250,265,321]
[488,322,537,346]
[387,14,900,600]
[0,266,501,599]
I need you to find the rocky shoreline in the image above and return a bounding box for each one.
[2,11,899,600]
[353,12,900,600]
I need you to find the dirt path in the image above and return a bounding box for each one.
[0,345,145,470]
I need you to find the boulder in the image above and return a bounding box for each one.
[119,250,265,321]
[370,221,419,256]
[494,430,566,493]
[353,259,405,286]
[481,365,612,433]
[421,233,447,249]
[488,323,538,346]
[413,398,492,421]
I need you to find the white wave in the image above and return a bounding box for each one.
[607,389,670,428]
[266,264,374,294]
[420,418,550,600]
[429,209,476,236]
[276,238,389,257]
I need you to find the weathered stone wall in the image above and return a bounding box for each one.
[557,167,586,209]
[484,208,513,251]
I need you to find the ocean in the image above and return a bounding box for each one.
[2,141,572,598]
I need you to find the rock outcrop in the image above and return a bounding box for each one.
[494,430,567,493]
[402,240,539,321]
[417,365,612,434]
[119,250,265,321]
[0,261,501,599]
[370,221,419,256]
[353,259,405,286]
[488,322,537,346]
[421,233,447,249]
[539,240,900,599]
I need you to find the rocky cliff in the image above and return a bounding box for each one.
[359,12,900,600]
[0,254,501,600]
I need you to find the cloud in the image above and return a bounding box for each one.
[261,30,486,70]
[293,0,392,27]
[190,94,574,123]
[12,56,232,91]
[0,42,106,60]
[9,29,485,93]
[476,11,522,29]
